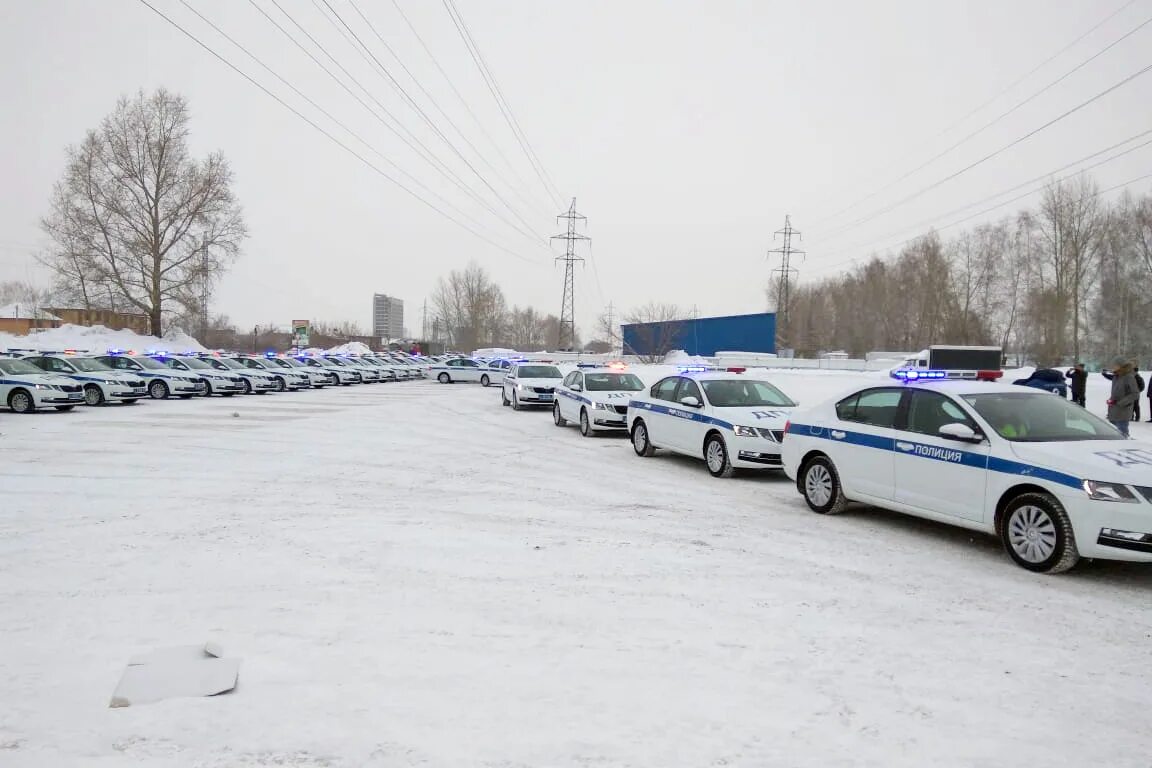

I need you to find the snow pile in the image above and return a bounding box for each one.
[326,341,373,355]
[662,349,710,365]
[0,323,205,353]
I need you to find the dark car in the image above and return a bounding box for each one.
[1012,368,1068,398]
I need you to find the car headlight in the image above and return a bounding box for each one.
[33,383,50,390]
[733,425,758,437]
[593,401,611,410]
[1083,480,1139,503]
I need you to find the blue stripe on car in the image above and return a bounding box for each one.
[628,400,734,431]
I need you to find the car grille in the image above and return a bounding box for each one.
[533,387,555,394]
[130,382,146,389]
[231,377,245,385]
[611,405,628,415]
[756,428,785,442]
[61,384,82,393]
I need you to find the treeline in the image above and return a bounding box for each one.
[779,174,1152,365]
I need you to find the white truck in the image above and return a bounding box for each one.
[899,345,1003,380]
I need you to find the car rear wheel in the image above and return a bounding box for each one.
[553,402,567,426]
[149,380,169,400]
[800,456,847,514]
[705,434,735,478]
[9,389,34,414]
[579,408,593,437]
[1001,493,1079,574]
[481,374,490,387]
[438,372,451,384]
[84,385,105,407]
[631,419,655,457]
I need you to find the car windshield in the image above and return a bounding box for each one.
[262,358,290,368]
[518,365,561,378]
[284,358,308,367]
[130,356,166,370]
[69,357,113,372]
[701,379,796,407]
[173,357,212,369]
[324,358,347,367]
[215,358,246,370]
[584,373,644,391]
[0,358,46,375]
[962,392,1124,442]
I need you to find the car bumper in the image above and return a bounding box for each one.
[1061,494,1152,562]
[730,434,784,469]
[110,389,148,400]
[35,391,85,405]
[514,391,554,404]
[589,409,629,429]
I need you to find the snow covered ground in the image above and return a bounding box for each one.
[1,370,1150,767]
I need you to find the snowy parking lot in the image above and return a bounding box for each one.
[2,373,1151,767]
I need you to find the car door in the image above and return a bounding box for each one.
[457,359,482,382]
[560,371,582,420]
[825,387,903,502]
[668,377,708,453]
[892,390,990,522]
[642,376,683,449]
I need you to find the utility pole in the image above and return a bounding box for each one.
[604,300,615,351]
[421,300,428,342]
[551,198,589,351]
[768,214,805,351]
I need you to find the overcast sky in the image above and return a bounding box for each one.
[2,0,1151,338]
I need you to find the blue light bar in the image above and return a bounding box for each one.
[677,364,710,373]
[890,368,948,382]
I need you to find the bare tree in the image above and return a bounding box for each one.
[0,281,51,310]
[622,302,685,362]
[429,262,506,351]
[39,89,246,335]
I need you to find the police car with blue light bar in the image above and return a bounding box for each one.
[553,365,645,436]
[781,368,1152,573]
[96,351,206,399]
[24,352,148,405]
[0,356,86,412]
[627,369,798,476]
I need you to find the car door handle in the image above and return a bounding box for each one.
[830,430,846,440]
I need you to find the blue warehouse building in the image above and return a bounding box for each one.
[621,312,777,358]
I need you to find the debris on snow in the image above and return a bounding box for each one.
[109,643,239,708]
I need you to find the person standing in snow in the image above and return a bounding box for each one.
[1105,358,1140,437]
[1133,366,1145,421]
[1064,362,1087,407]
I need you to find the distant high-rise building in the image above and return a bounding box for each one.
[372,294,404,340]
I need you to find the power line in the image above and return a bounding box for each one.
[816,60,1152,239]
[442,0,564,210]
[807,169,1152,279]
[315,0,550,243]
[136,0,542,265]
[813,128,1152,266]
[551,199,589,350]
[257,0,547,252]
[805,0,1139,225]
[814,10,1152,236]
[348,0,555,223]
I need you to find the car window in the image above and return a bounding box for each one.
[461,360,480,368]
[835,388,903,428]
[651,377,680,401]
[46,358,71,373]
[563,371,578,387]
[677,378,703,402]
[905,390,975,436]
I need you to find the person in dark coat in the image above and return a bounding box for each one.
[1106,358,1140,437]
[1064,362,1087,407]
[1134,366,1145,421]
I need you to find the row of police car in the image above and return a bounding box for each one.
[439,354,1152,575]
[0,348,431,411]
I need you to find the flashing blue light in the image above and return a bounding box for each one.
[106,348,125,356]
[890,368,948,382]
[678,364,710,373]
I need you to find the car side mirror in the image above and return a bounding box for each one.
[938,423,982,443]
[679,396,702,408]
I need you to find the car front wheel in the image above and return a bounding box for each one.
[149,380,169,400]
[631,420,655,457]
[9,389,35,414]
[579,408,593,437]
[704,434,735,478]
[553,402,567,426]
[801,455,847,514]
[1001,493,1080,574]
[84,385,105,406]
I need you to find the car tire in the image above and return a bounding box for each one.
[631,419,656,457]
[55,405,75,412]
[275,377,287,393]
[149,380,169,400]
[704,433,735,478]
[1001,492,1080,574]
[242,378,253,395]
[501,388,510,407]
[553,402,567,426]
[8,389,35,414]
[579,408,593,437]
[84,384,105,407]
[511,393,522,411]
[800,455,847,515]
[481,374,490,387]
[438,373,451,384]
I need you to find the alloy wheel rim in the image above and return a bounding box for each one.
[85,388,100,406]
[706,440,725,471]
[1008,505,1057,563]
[13,393,31,412]
[805,465,833,506]
[633,425,647,451]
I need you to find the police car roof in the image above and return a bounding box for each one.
[900,379,1027,396]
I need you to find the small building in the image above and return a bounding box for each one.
[0,304,60,334]
[45,308,151,334]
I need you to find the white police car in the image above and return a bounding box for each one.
[430,357,486,384]
[501,363,564,410]
[235,355,313,390]
[628,371,798,477]
[96,352,206,399]
[554,367,646,436]
[0,356,86,412]
[264,355,333,387]
[150,354,247,396]
[479,358,516,388]
[25,353,148,405]
[297,355,360,385]
[326,355,381,383]
[781,370,1152,573]
[198,355,280,393]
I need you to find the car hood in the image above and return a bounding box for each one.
[583,389,642,404]
[6,373,77,386]
[514,378,562,387]
[1009,439,1152,486]
[714,404,797,428]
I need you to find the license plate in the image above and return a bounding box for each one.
[539,395,553,401]
[68,393,83,400]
